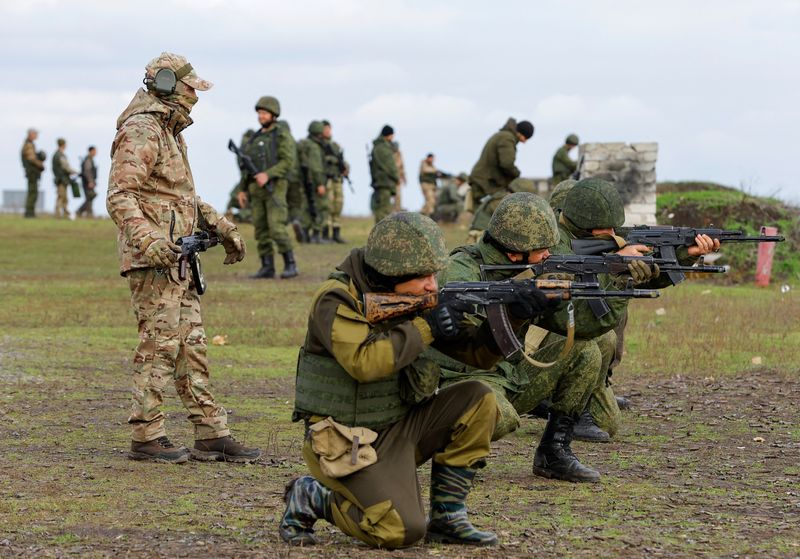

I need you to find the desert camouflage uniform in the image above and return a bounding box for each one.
[21,137,44,217]
[418,158,438,216]
[107,87,239,443]
[52,147,77,218]
[322,137,348,230]
[392,142,406,212]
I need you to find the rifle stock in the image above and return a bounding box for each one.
[363,291,438,323]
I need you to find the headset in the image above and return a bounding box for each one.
[143,63,193,96]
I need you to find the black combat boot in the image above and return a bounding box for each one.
[332,226,346,244]
[280,251,299,279]
[279,476,333,545]
[320,226,332,243]
[291,220,306,243]
[310,229,321,244]
[573,409,611,443]
[532,411,601,483]
[190,435,261,463]
[252,254,275,279]
[129,436,189,464]
[616,395,632,410]
[529,399,552,420]
[426,464,498,546]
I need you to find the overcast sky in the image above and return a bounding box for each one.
[1,0,798,217]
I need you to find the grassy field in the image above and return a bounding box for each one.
[0,214,798,558]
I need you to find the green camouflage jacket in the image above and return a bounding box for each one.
[106,88,236,276]
[322,138,348,180]
[298,136,326,187]
[237,120,296,191]
[370,136,399,191]
[469,121,521,201]
[52,150,76,185]
[551,146,577,184]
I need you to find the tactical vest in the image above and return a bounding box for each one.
[247,127,279,173]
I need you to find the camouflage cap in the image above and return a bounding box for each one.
[145,52,212,91]
[562,178,625,229]
[488,192,559,252]
[508,177,537,194]
[549,179,577,212]
[365,212,448,277]
[566,133,579,145]
[308,120,324,135]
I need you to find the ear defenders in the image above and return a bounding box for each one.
[144,63,193,96]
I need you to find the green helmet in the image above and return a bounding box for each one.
[36,150,46,161]
[365,212,447,276]
[562,178,624,229]
[549,179,577,212]
[566,134,579,145]
[255,95,280,116]
[308,120,324,136]
[488,192,559,252]
[508,177,537,194]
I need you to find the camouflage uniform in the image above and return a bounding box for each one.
[434,176,463,223]
[418,158,438,216]
[52,141,77,218]
[551,134,579,185]
[76,150,98,218]
[21,134,44,217]
[321,129,348,236]
[392,142,406,212]
[369,136,399,223]
[106,54,241,444]
[281,213,499,548]
[467,177,538,244]
[297,122,329,240]
[468,119,521,210]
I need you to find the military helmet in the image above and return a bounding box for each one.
[549,179,577,212]
[456,172,469,183]
[566,133,579,145]
[488,192,559,252]
[255,96,280,116]
[562,178,624,229]
[36,150,46,161]
[508,177,537,194]
[308,120,324,135]
[365,212,447,277]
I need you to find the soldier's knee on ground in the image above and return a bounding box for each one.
[333,498,422,549]
[595,330,617,372]
[589,387,621,437]
[491,390,520,441]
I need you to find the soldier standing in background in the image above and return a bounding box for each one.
[236,96,298,279]
[369,125,399,223]
[392,139,406,212]
[551,134,579,185]
[283,123,311,243]
[298,121,329,244]
[468,117,533,216]
[21,128,44,218]
[76,146,98,218]
[107,52,259,463]
[418,153,439,217]
[52,138,78,219]
[321,120,348,244]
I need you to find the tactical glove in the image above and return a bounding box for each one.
[221,230,247,265]
[627,259,660,285]
[144,237,181,269]
[507,286,556,320]
[424,299,473,339]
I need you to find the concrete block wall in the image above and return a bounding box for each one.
[577,142,658,225]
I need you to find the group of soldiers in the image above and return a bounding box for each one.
[20,129,98,219]
[102,51,724,551]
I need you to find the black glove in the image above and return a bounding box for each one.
[506,286,555,320]
[424,299,472,339]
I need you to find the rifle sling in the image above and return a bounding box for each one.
[519,302,575,369]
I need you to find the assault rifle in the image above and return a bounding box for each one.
[363,278,659,363]
[227,139,276,200]
[571,226,784,285]
[175,231,219,296]
[323,142,355,194]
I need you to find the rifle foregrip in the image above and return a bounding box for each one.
[179,258,188,281]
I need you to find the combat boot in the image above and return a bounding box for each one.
[573,409,611,443]
[252,254,275,279]
[291,220,307,243]
[426,464,498,546]
[332,226,346,244]
[129,436,189,464]
[279,476,333,545]
[190,435,261,463]
[320,227,332,243]
[532,411,601,483]
[309,229,321,244]
[529,399,552,420]
[280,251,299,279]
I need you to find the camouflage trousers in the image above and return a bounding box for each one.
[327,178,344,228]
[25,176,39,217]
[127,268,229,442]
[393,183,403,212]
[420,182,436,216]
[371,187,394,224]
[303,381,496,549]
[588,329,622,436]
[312,186,331,232]
[249,178,292,257]
[437,332,602,441]
[286,180,312,229]
[55,183,69,218]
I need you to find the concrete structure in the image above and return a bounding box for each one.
[2,190,44,213]
[577,142,658,225]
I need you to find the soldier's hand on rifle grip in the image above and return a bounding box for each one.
[221,231,247,265]
[507,286,555,319]
[237,191,248,209]
[255,172,269,187]
[424,299,472,339]
[687,234,720,256]
[144,238,181,269]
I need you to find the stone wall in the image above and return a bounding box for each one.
[577,142,658,225]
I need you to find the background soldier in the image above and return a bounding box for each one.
[76,145,98,218]
[236,96,298,279]
[298,121,329,243]
[392,139,407,212]
[321,120,348,243]
[551,133,579,185]
[279,212,499,548]
[21,128,45,218]
[433,173,466,223]
[418,153,439,216]
[468,117,534,216]
[369,125,400,224]
[52,138,78,219]
[106,51,259,463]
[467,177,537,243]
[282,123,311,243]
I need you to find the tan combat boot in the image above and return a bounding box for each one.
[129,436,190,464]
[191,436,261,463]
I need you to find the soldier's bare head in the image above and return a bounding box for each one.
[27,128,38,140]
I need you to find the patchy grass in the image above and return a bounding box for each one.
[0,214,798,558]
